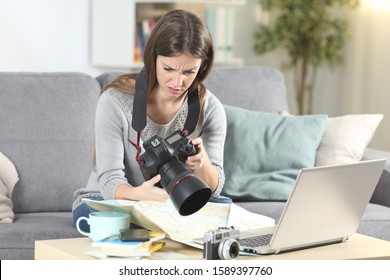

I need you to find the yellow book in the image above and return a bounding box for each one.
[90,231,166,258]
[149,241,166,253]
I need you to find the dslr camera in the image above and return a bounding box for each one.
[204,226,240,260]
[139,130,212,216]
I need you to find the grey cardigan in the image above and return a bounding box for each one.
[73,87,227,210]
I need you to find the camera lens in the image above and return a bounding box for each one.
[159,157,212,216]
[218,238,240,260]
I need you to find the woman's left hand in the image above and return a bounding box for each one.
[185,137,206,171]
[185,137,219,191]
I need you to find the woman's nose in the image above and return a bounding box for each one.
[172,73,184,88]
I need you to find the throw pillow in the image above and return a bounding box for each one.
[0,152,19,223]
[222,105,327,202]
[315,114,383,166]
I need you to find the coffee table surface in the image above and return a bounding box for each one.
[35,233,390,260]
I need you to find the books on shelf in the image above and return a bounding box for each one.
[91,1,244,68]
[205,6,236,62]
[133,7,238,65]
[134,18,156,62]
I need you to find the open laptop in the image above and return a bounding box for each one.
[238,158,386,255]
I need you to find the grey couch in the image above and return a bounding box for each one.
[0,67,389,260]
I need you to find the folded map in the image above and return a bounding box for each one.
[82,198,274,246]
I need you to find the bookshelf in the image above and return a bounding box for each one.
[91,0,245,69]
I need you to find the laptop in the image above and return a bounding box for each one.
[239,159,386,255]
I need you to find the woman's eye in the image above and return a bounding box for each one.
[163,67,195,75]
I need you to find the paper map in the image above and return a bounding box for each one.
[82,198,275,245]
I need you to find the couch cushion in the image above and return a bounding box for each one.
[0,212,82,260]
[95,72,123,88]
[316,114,383,166]
[363,148,390,207]
[204,67,289,113]
[97,67,290,114]
[357,203,390,241]
[0,73,100,213]
[222,105,327,202]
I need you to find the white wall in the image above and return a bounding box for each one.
[0,0,345,115]
[0,0,388,150]
[0,0,342,108]
[234,0,390,151]
[342,2,390,150]
[0,0,114,76]
[233,0,344,117]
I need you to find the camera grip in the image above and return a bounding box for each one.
[177,142,196,163]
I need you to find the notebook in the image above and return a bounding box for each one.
[239,159,386,255]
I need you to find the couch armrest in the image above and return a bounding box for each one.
[362,148,390,207]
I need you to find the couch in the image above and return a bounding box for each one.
[0,67,389,260]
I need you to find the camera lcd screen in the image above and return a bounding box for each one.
[166,132,182,144]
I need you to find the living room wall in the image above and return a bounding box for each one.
[0,0,388,150]
[341,1,390,152]
[0,0,104,76]
[233,0,390,151]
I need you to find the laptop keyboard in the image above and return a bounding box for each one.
[240,233,273,248]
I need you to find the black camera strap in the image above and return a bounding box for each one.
[129,67,201,165]
[184,88,201,136]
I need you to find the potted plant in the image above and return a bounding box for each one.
[254,0,358,115]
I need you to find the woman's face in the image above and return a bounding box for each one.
[155,54,202,100]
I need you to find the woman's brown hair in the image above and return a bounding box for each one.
[105,9,214,101]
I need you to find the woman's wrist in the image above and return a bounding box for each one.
[114,181,169,202]
[194,157,219,192]
[114,183,136,200]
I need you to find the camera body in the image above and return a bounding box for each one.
[139,130,211,216]
[204,226,240,260]
[140,130,196,180]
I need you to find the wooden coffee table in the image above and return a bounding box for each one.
[35,233,390,260]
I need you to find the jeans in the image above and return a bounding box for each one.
[72,196,104,233]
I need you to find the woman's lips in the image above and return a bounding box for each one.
[167,87,183,95]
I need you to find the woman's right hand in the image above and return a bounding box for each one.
[137,175,169,202]
[114,174,169,202]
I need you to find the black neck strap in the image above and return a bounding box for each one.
[132,67,148,133]
[132,67,200,135]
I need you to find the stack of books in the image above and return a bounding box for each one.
[86,231,166,260]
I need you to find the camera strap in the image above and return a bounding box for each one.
[132,67,148,133]
[129,67,201,165]
[184,87,201,136]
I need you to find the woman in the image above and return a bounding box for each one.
[72,9,227,231]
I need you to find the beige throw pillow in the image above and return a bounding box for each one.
[0,152,19,223]
[315,114,383,166]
